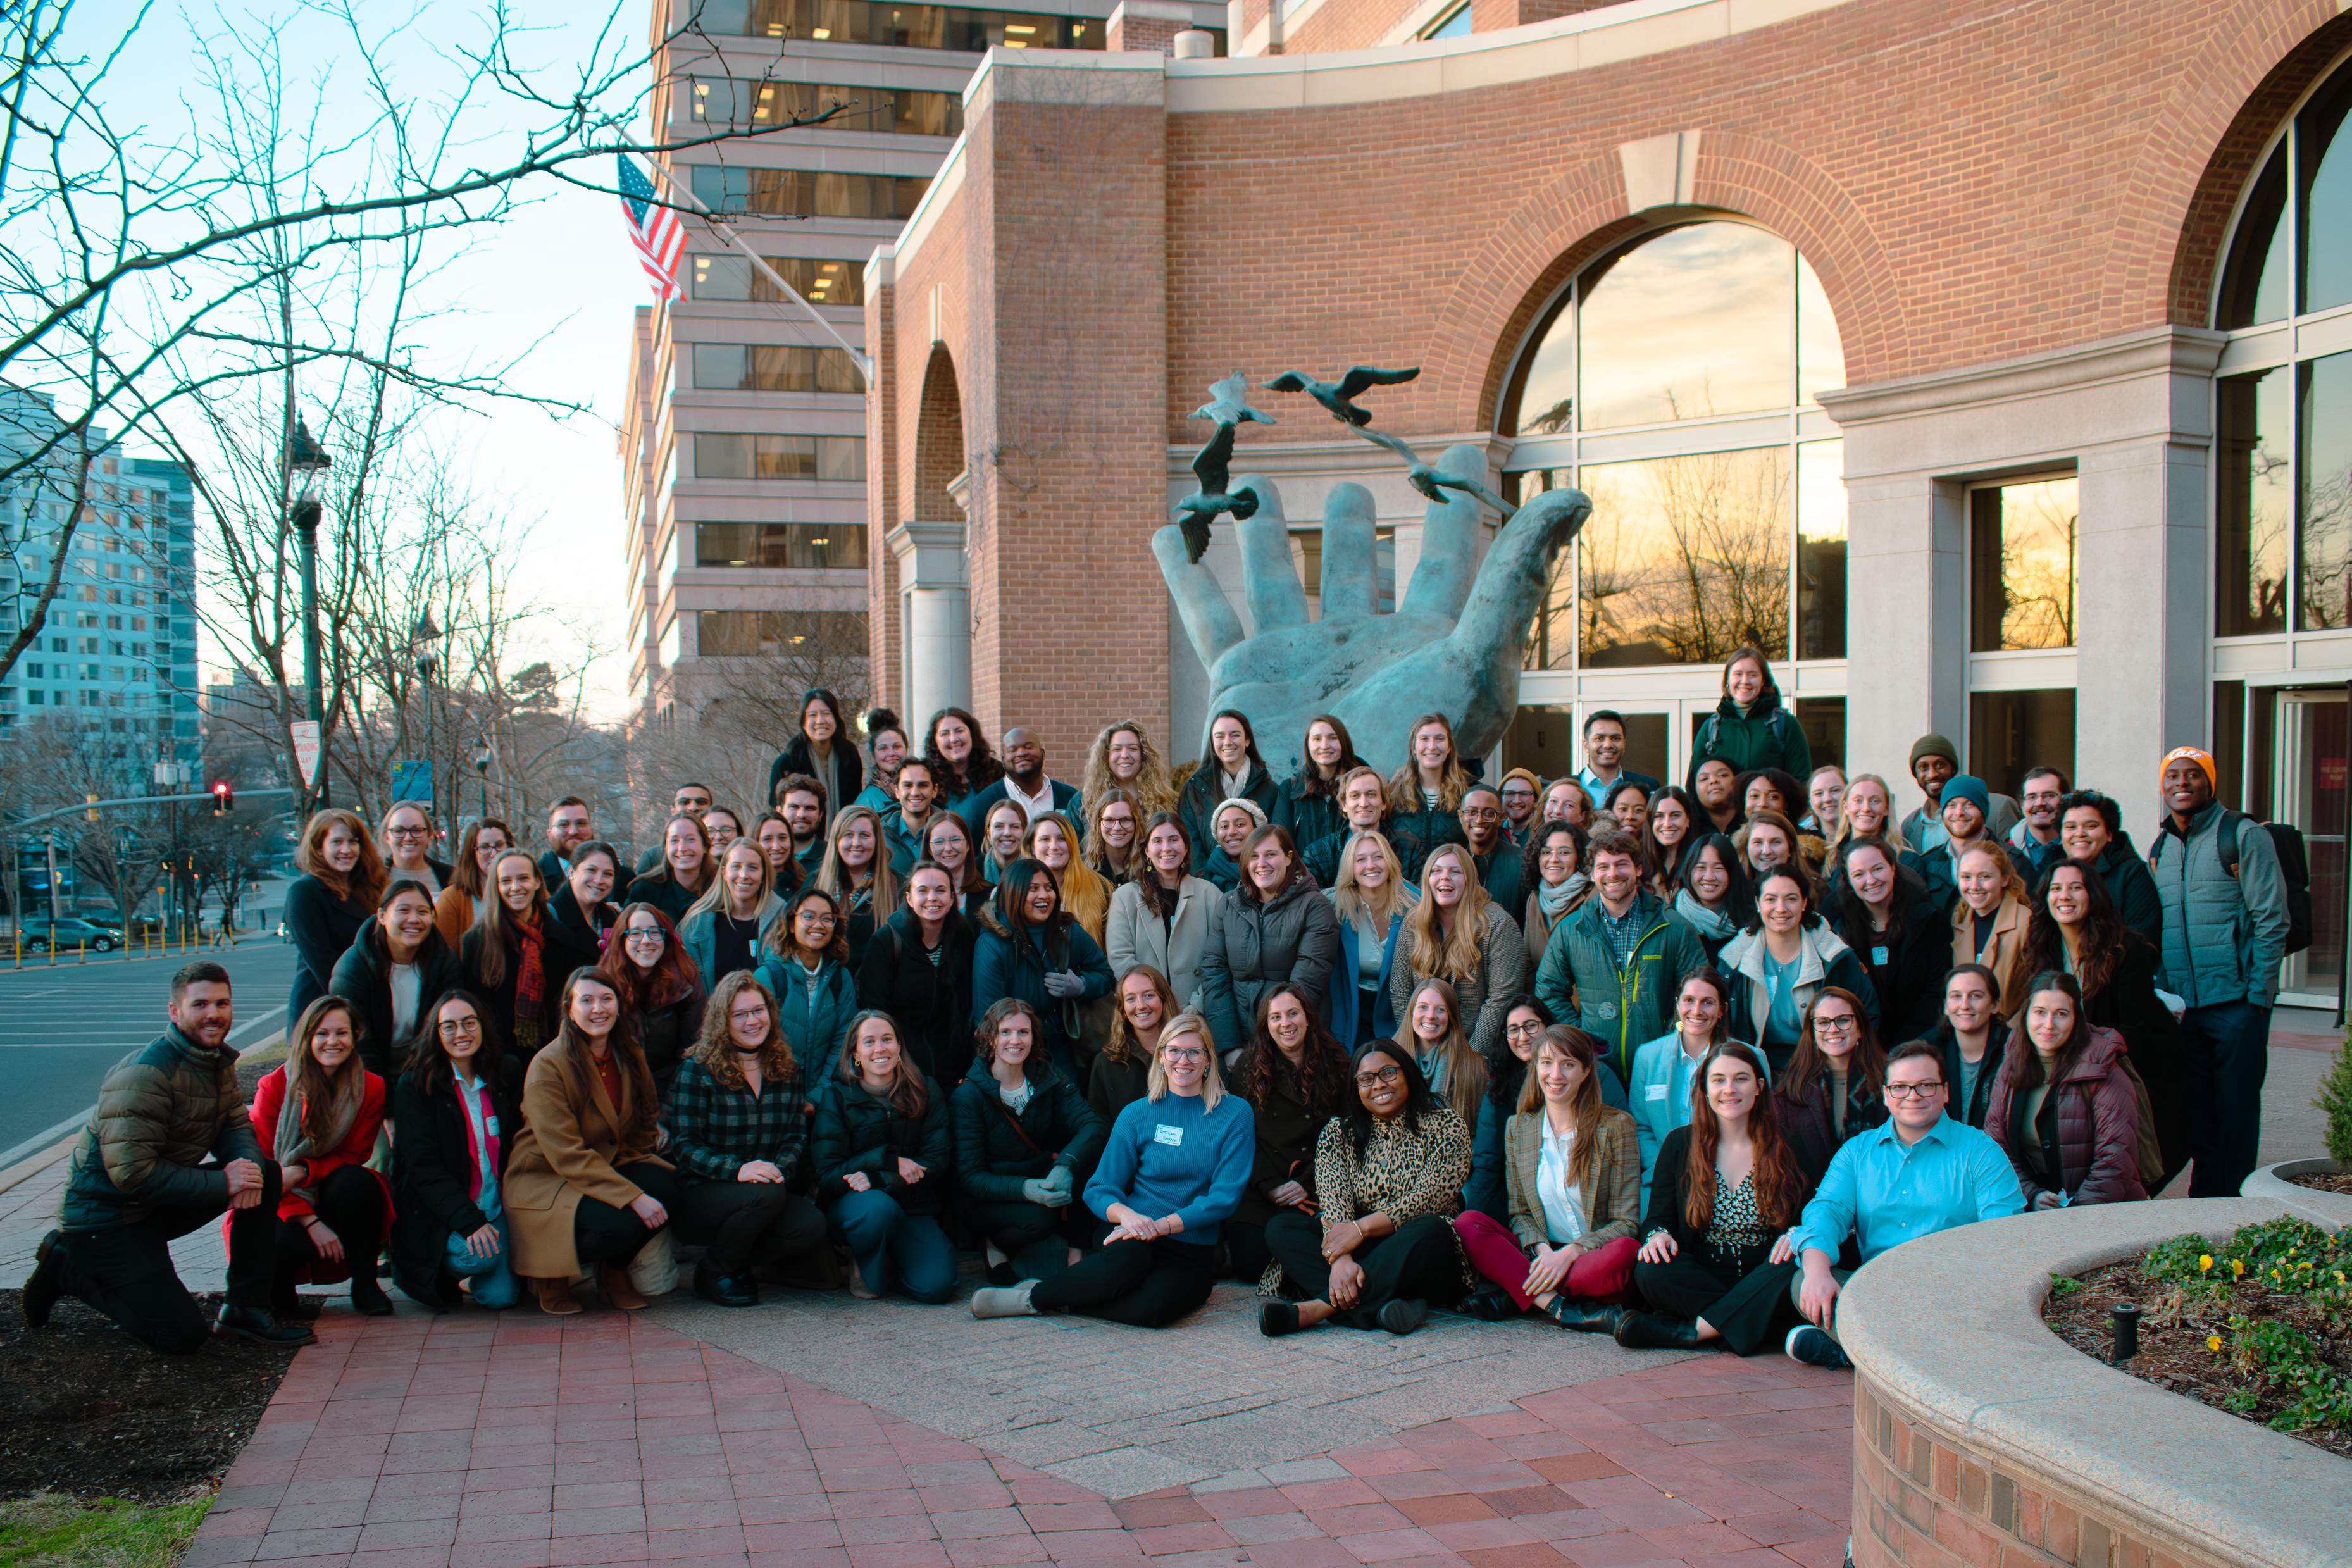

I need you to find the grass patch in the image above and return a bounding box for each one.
[0,1493,208,1568]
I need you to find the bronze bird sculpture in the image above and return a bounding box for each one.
[1266,365,1421,427]
[1174,418,1260,563]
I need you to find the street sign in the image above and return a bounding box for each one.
[390,761,433,802]
[290,721,322,786]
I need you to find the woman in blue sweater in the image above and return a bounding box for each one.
[969,1010,1252,1326]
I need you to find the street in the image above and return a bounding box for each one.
[0,938,298,1160]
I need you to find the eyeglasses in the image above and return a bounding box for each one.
[1886,1081,1946,1100]
[1162,1047,1207,1062]
[799,912,837,927]
[1504,1021,1545,1037]
[625,928,665,944]
[387,826,428,840]
[1814,1016,1858,1033]
[437,1018,482,1036]
[1354,1066,1403,1088]
[728,1010,769,1027]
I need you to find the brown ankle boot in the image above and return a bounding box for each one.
[534,1276,583,1316]
[599,1266,648,1310]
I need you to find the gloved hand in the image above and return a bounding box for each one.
[1037,1164,1074,1197]
[1021,1177,1064,1205]
[1042,969,1085,998]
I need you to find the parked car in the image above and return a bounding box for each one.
[16,918,121,953]
[85,914,167,937]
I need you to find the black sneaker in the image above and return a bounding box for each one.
[1460,1289,1520,1321]
[215,1305,318,1347]
[694,1264,759,1309]
[1784,1324,1852,1371]
[985,1260,1019,1288]
[22,1231,66,1328]
[1376,1298,1429,1336]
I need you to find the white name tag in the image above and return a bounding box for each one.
[1645,1085,1668,1102]
[1154,1124,1185,1147]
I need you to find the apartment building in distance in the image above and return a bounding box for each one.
[620,0,1227,754]
[0,386,200,775]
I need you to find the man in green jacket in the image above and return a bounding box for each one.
[1533,829,1707,1083]
[23,962,313,1352]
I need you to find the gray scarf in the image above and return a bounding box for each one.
[1674,888,1736,940]
[274,1062,364,1209]
[1538,873,1588,921]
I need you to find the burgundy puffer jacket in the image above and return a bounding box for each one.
[1984,1024,2148,1207]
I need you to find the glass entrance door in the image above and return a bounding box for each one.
[2276,688,2348,1006]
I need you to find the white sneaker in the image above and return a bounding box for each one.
[847,1260,880,1300]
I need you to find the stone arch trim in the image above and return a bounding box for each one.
[1428,132,1898,435]
[2125,3,2352,330]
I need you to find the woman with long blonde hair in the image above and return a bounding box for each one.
[1327,830,1415,1046]
[663,971,830,1307]
[1382,712,1474,880]
[1400,976,1487,1126]
[1382,842,1524,1061]
[1082,720,1178,821]
[813,804,900,971]
[1023,811,1113,944]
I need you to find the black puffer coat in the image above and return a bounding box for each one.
[389,1061,523,1310]
[1199,876,1341,1051]
[949,1054,1104,1200]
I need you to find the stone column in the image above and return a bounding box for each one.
[888,520,971,726]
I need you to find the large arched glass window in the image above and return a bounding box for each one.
[1502,220,1846,670]
[2216,58,2352,637]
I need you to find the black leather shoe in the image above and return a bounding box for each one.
[1546,1297,1625,1333]
[985,1261,1019,1288]
[214,1305,318,1347]
[351,1275,395,1317]
[694,1264,758,1308]
[1258,1301,1301,1337]
[1377,1298,1429,1336]
[1612,1309,1703,1350]
[23,1231,65,1328]
[1461,1289,1521,1321]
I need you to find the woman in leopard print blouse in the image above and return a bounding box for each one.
[1258,1041,1473,1336]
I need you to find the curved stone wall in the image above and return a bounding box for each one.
[1837,1198,2351,1568]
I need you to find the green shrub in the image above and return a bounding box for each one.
[2316,1027,2352,1167]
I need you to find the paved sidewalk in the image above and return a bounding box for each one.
[182,1305,1853,1568]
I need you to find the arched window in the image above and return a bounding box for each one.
[2215,57,2352,637]
[1502,220,1846,671]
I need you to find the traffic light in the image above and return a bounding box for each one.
[211,780,233,816]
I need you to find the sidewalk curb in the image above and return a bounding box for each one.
[0,1137,74,1197]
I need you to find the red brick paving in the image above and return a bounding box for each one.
[184,1310,1852,1567]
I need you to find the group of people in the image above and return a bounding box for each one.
[24,654,2293,1378]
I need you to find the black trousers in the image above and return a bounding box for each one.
[1265,1210,1464,1329]
[965,1198,1088,1254]
[1029,1229,1217,1326]
[670,1178,828,1277]
[271,1166,387,1296]
[1633,1246,1800,1356]
[56,1162,283,1354]
[1223,1221,1274,1283]
[573,1162,687,1271]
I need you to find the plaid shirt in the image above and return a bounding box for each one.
[1598,892,1660,971]
[664,1054,809,1181]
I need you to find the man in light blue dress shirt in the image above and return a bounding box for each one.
[1781,1040,2025,1369]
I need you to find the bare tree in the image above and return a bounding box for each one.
[629,614,870,824]
[0,0,852,691]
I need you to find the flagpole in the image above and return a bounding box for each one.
[645,158,874,386]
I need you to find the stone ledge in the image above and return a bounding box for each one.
[2241,1158,2352,1233]
[1839,1199,2351,1568]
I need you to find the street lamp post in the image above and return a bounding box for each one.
[153,757,190,940]
[471,736,492,820]
[411,609,440,828]
[285,418,332,809]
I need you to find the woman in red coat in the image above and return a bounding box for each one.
[1986,971,2148,1209]
[244,995,394,1316]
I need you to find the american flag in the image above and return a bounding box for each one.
[618,154,685,302]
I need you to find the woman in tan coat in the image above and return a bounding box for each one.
[504,968,684,1315]
[1949,842,2032,1021]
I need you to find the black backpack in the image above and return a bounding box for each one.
[2150,810,2312,956]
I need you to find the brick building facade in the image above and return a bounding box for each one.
[866,0,2352,1006]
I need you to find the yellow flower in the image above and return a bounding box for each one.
[2199,1255,2213,1271]
[2207,1335,2223,1352]
[2231,1259,2246,1278]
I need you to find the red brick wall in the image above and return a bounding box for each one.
[1853,1373,2215,1568]
[960,78,1173,765]
[1109,10,1186,53]
[1166,0,2352,447]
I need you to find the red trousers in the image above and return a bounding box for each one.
[1452,1211,1638,1309]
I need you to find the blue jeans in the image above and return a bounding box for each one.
[2180,999,2272,1197]
[826,1188,957,1304]
[445,1212,521,1309]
